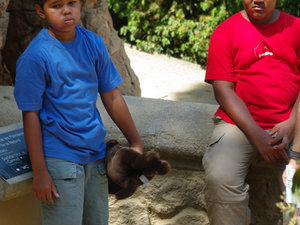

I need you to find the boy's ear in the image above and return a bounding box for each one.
[35,4,46,19]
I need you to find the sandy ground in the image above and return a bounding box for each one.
[124,44,218,105]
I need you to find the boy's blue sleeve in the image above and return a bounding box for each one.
[95,38,123,93]
[14,57,46,111]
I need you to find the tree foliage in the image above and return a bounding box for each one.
[277,0,300,17]
[107,0,299,66]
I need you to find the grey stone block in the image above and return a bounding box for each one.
[97,96,218,169]
[0,122,32,201]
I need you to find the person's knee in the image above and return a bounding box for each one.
[203,150,249,191]
[204,165,250,203]
[205,163,238,186]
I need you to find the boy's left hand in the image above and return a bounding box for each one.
[268,119,294,162]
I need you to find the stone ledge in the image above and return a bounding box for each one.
[97,96,218,169]
[0,86,286,224]
[0,86,217,201]
[0,86,218,169]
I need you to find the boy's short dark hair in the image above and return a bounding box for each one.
[35,0,84,7]
[34,0,46,6]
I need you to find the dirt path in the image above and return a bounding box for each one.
[124,44,218,105]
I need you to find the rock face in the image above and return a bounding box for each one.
[0,86,286,225]
[0,0,9,84]
[108,169,209,225]
[0,0,140,96]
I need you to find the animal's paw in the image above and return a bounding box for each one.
[143,150,161,165]
[157,160,171,175]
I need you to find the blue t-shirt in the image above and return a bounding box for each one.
[14,25,123,164]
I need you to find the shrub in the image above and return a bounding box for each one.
[277,0,300,17]
[107,0,299,66]
[108,0,230,66]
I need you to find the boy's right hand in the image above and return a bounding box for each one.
[33,170,59,203]
[253,130,287,162]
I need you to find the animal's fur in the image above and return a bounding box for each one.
[105,140,171,199]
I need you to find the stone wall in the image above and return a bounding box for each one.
[0,0,140,96]
[103,96,285,225]
[0,86,286,224]
[0,0,9,85]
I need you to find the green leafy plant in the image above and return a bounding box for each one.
[107,0,299,66]
[292,170,300,203]
[277,194,299,225]
[277,0,300,17]
[277,165,300,225]
[107,0,230,66]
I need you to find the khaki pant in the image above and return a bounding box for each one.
[203,118,257,225]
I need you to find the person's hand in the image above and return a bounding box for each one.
[252,129,284,162]
[33,170,59,203]
[129,143,143,154]
[268,120,294,162]
[282,158,300,186]
[269,120,294,151]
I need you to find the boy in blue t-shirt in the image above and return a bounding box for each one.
[14,0,143,224]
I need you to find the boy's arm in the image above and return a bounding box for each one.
[100,88,143,153]
[287,94,300,168]
[212,80,288,162]
[22,111,59,203]
[282,95,300,185]
[269,91,300,152]
[292,98,300,152]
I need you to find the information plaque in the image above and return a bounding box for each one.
[0,127,31,180]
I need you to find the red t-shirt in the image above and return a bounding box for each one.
[205,11,300,129]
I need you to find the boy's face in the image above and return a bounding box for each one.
[243,0,277,24]
[35,0,81,42]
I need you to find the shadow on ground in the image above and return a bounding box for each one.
[167,83,218,105]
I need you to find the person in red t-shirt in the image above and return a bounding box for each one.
[202,0,300,224]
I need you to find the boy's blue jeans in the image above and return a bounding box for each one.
[41,157,108,225]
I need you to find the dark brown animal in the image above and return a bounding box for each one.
[105,140,171,200]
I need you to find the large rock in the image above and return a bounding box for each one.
[81,0,140,96]
[108,169,209,225]
[0,0,10,17]
[0,86,286,224]
[0,0,140,96]
[100,96,285,225]
[0,0,9,85]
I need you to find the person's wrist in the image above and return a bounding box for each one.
[289,148,300,160]
[289,158,300,170]
[130,141,143,153]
